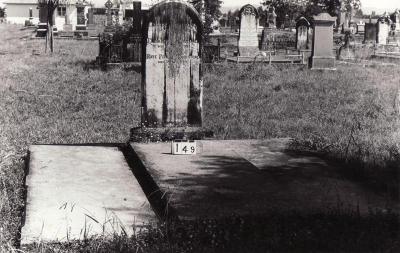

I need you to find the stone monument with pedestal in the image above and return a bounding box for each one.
[237,4,259,56]
[309,12,336,69]
[296,17,310,50]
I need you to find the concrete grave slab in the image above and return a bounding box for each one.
[129,139,398,220]
[21,145,156,245]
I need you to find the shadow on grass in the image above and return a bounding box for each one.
[76,59,142,73]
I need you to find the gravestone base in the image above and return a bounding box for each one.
[337,46,355,60]
[74,31,89,37]
[239,46,260,56]
[75,25,86,31]
[309,56,335,69]
[63,24,72,31]
[130,127,214,143]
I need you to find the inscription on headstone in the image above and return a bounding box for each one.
[238,4,259,56]
[142,0,203,127]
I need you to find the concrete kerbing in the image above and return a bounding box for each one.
[21,145,156,245]
[129,139,398,220]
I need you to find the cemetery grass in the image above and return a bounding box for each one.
[0,24,399,252]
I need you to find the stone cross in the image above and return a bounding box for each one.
[105,0,113,26]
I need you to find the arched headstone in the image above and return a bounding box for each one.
[377,15,390,44]
[296,17,309,50]
[238,4,259,56]
[141,0,203,128]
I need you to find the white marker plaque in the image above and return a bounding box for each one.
[171,140,196,155]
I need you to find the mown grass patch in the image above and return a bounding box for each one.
[0,24,399,252]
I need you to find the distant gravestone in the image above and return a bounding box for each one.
[377,15,390,44]
[76,4,86,31]
[357,20,365,35]
[104,0,116,33]
[266,7,277,29]
[337,12,345,33]
[238,4,259,56]
[309,12,336,69]
[87,8,95,29]
[296,17,310,50]
[363,23,377,43]
[141,0,203,127]
[394,9,400,33]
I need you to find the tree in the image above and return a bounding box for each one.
[262,0,307,28]
[189,0,222,40]
[354,8,363,18]
[40,0,71,53]
[262,0,361,25]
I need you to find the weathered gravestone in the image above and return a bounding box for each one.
[238,4,259,56]
[357,20,365,35]
[363,23,377,43]
[36,5,47,37]
[377,15,390,44]
[87,8,95,29]
[309,13,336,69]
[266,7,277,29]
[296,17,310,50]
[393,9,400,33]
[337,11,345,34]
[141,0,203,127]
[104,0,116,33]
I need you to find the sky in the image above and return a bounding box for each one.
[1,0,399,14]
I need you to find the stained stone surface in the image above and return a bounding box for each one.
[141,0,203,127]
[21,145,155,245]
[310,13,336,69]
[238,4,259,56]
[129,139,398,220]
[364,23,377,43]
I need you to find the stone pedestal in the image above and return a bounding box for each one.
[309,13,336,69]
